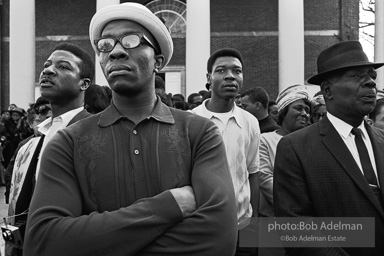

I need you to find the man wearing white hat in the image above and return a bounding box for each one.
[24,3,237,256]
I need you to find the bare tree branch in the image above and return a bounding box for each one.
[359,0,375,30]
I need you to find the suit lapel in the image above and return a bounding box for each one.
[319,117,384,218]
[67,109,91,126]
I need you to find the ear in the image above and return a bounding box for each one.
[255,102,262,110]
[154,54,165,73]
[206,73,212,84]
[320,81,333,100]
[80,79,91,91]
[366,118,374,126]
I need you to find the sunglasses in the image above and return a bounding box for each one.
[37,105,51,115]
[94,33,159,54]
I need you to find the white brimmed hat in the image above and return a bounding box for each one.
[89,2,173,69]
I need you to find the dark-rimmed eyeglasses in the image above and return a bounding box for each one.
[94,33,159,54]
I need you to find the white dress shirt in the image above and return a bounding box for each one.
[35,107,84,179]
[327,112,379,186]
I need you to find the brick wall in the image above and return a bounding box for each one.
[0,0,359,109]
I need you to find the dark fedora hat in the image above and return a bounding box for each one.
[307,40,384,85]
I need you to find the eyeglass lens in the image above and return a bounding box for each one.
[97,35,142,53]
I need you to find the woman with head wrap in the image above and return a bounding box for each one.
[257,84,311,255]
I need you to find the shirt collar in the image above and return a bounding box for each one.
[198,99,244,128]
[99,96,175,127]
[327,112,367,139]
[37,106,84,135]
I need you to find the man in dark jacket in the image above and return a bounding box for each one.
[274,40,384,256]
[6,42,93,256]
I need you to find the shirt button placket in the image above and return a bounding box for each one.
[133,130,139,155]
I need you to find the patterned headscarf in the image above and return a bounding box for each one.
[276,84,310,113]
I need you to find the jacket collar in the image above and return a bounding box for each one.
[98,96,175,127]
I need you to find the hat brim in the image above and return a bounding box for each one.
[307,62,384,85]
[89,3,173,69]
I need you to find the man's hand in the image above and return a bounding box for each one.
[170,186,196,218]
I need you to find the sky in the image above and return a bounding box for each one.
[359,0,375,61]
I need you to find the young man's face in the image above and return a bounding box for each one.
[98,20,163,96]
[39,50,84,103]
[208,56,243,100]
[240,95,258,117]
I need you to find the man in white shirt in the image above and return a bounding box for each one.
[6,43,93,256]
[192,48,260,255]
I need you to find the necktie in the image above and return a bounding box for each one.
[351,128,378,186]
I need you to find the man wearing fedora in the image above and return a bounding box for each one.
[274,40,384,255]
[23,3,237,256]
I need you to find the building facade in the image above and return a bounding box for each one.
[0,0,359,110]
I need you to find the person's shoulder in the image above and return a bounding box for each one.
[281,122,320,147]
[72,112,100,124]
[236,106,260,131]
[261,130,280,140]
[170,107,214,125]
[64,112,101,134]
[22,135,41,146]
[188,103,205,116]
[237,106,258,122]
[19,133,37,145]
[370,125,384,138]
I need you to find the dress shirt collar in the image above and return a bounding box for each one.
[327,112,367,139]
[37,106,84,135]
[198,99,244,128]
[99,96,175,127]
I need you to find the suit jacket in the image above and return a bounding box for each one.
[274,116,384,256]
[14,109,92,216]
[68,109,92,126]
[6,109,91,256]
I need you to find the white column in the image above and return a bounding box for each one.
[186,0,210,97]
[375,0,384,89]
[95,0,120,86]
[10,0,35,110]
[278,0,305,92]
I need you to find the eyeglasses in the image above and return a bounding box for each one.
[94,33,159,53]
[37,105,51,115]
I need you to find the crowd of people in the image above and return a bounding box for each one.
[1,2,384,256]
